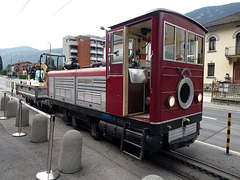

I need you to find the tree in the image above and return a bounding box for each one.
[0,56,3,71]
[1,69,7,75]
[14,65,19,73]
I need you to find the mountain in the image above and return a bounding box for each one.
[0,46,63,68]
[185,2,240,25]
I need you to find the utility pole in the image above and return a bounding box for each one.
[11,53,12,79]
[9,53,12,79]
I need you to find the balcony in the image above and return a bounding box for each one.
[225,46,240,63]
[96,44,103,48]
[90,50,97,54]
[225,46,240,57]
[70,49,78,53]
[91,57,97,61]
[90,42,104,48]
[67,41,78,47]
[90,42,97,47]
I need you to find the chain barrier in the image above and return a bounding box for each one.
[0,92,60,180]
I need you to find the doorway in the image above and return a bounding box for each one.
[236,33,240,55]
[126,20,152,116]
[233,61,240,84]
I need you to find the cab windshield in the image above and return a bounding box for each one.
[164,22,203,64]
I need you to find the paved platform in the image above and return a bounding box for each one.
[0,109,174,180]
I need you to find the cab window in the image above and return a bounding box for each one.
[109,31,123,64]
[187,32,203,64]
[164,24,175,60]
[107,30,124,75]
[164,23,186,61]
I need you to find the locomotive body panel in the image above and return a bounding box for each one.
[48,67,107,112]
[76,76,106,112]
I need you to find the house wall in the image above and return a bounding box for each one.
[76,35,91,67]
[204,22,240,86]
[19,62,32,75]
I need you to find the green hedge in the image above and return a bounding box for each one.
[1,69,7,75]
[18,75,28,79]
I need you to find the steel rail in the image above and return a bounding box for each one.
[154,161,191,180]
[146,153,193,179]
[161,150,240,180]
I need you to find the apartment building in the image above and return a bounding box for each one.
[204,12,240,87]
[63,35,105,67]
[63,35,78,62]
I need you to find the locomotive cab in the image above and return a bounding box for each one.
[105,9,207,152]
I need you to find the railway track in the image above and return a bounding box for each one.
[158,150,240,180]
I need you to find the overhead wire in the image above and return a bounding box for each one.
[16,0,31,17]
[0,0,3,8]
[50,0,72,18]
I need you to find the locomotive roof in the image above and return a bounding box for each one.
[108,8,208,33]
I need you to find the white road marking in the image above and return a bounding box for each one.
[196,140,240,156]
[202,116,217,120]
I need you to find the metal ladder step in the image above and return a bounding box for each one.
[125,129,143,136]
[122,150,142,160]
[120,122,147,160]
[123,139,142,148]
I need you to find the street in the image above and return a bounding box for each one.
[200,107,240,152]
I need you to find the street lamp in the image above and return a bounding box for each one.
[48,42,51,53]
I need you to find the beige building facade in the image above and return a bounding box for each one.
[204,12,240,88]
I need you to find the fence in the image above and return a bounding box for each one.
[212,82,240,99]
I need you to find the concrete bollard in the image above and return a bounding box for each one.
[6,99,18,117]
[142,175,165,180]
[0,95,10,110]
[58,130,82,174]
[30,114,48,143]
[15,105,29,127]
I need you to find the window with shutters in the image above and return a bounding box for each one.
[208,63,215,77]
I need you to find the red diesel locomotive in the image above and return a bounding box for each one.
[47,9,207,159]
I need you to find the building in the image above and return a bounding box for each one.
[63,35,78,62]
[87,35,105,65]
[204,12,240,87]
[75,35,91,67]
[63,35,105,67]
[11,60,32,75]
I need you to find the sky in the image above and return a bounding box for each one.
[0,0,239,50]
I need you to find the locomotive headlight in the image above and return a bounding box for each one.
[167,96,175,108]
[196,93,202,103]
